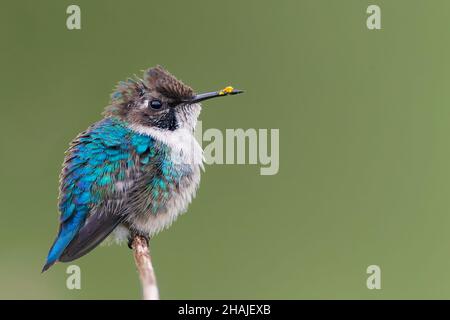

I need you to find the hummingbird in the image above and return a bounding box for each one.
[42,65,243,272]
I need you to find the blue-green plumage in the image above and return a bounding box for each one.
[45,118,164,269]
[44,116,191,270]
[43,65,242,272]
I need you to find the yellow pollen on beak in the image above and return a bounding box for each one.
[218,86,234,95]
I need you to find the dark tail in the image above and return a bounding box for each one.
[59,211,124,263]
[42,222,81,272]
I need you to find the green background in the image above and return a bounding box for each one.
[1,0,450,299]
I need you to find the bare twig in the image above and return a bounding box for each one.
[132,235,159,300]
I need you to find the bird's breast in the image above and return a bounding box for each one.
[121,124,204,238]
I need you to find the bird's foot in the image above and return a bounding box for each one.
[127,233,149,249]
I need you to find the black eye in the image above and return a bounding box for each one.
[148,99,163,110]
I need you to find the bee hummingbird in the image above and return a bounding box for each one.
[42,65,243,271]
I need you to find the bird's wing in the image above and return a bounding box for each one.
[43,118,156,271]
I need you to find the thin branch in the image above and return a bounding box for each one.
[132,235,159,300]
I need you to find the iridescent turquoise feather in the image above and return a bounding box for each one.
[45,117,182,268]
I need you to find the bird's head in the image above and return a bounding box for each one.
[104,65,243,132]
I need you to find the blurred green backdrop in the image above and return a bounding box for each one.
[1,0,450,299]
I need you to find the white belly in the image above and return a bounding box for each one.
[108,124,204,243]
[129,166,201,237]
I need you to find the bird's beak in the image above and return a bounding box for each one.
[188,86,244,104]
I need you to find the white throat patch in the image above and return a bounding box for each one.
[129,124,204,168]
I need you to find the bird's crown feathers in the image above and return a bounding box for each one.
[108,65,194,107]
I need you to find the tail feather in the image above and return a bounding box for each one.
[59,211,124,263]
[42,209,125,272]
[42,218,83,272]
